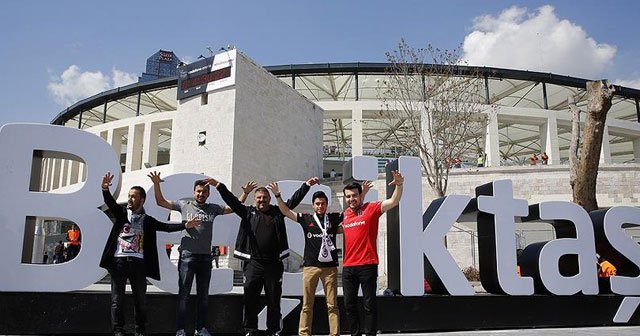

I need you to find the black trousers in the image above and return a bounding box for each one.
[243,259,284,334]
[342,264,378,336]
[66,243,80,261]
[108,257,148,335]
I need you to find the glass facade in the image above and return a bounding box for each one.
[139,50,181,82]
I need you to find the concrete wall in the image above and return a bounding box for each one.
[168,52,323,192]
[171,84,237,185]
[232,53,323,190]
[443,164,640,206]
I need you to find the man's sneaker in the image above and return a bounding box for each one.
[194,328,211,336]
[175,329,187,336]
[114,332,124,336]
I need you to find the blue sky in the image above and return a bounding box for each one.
[1,0,639,126]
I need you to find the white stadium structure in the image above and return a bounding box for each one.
[34,49,640,283]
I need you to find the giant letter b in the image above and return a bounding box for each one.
[0,124,120,291]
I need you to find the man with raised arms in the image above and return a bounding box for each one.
[148,171,256,336]
[341,171,404,336]
[100,172,200,336]
[207,177,318,336]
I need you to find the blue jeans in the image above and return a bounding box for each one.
[176,250,213,331]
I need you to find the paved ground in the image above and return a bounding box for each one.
[397,326,640,335]
[6,326,640,335]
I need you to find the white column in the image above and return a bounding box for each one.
[107,128,116,150]
[70,160,80,185]
[109,128,123,172]
[61,159,69,187]
[51,158,62,190]
[46,158,55,191]
[31,218,45,264]
[600,125,612,164]
[351,107,363,157]
[142,121,160,167]
[633,138,640,164]
[79,162,87,182]
[125,124,144,172]
[540,116,560,165]
[40,158,49,192]
[484,111,500,167]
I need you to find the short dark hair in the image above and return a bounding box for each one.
[194,179,209,190]
[255,187,270,195]
[312,191,328,203]
[343,182,362,195]
[130,186,146,199]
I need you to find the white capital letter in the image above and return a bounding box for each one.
[477,180,534,295]
[0,124,119,291]
[538,201,598,295]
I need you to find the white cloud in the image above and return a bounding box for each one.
[614,78,640,90]
[48,65,138,107]
[180,55,194,65]
[112,68,137,88]
[462,5,616,78]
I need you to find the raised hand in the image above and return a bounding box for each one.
[242,181,257,194]
[305,176,320,186]
[185,218,202,229]
[267,182,280,195]
[102,172,114,190]
[204,177,220,188]
[147,171,163,184]
[388,170,404,186]
[362,180,373,194]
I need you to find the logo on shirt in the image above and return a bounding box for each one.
[343,220,365,229]
[186,210,215,222]
[307,232,328,239]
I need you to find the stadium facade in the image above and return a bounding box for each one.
[40,49,640,276]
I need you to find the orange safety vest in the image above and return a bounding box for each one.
[67,230,81,245]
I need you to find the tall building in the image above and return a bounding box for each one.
[139,49,181,82]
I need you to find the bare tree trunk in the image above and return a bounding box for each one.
[567,95,581,189]
[572,80,615,212]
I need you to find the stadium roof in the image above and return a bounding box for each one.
[51,62,640,164]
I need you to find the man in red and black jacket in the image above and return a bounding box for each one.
[209,177,316,336]
[100,172,199,336]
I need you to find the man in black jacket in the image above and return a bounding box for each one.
[208,177,318,336]
[101,172,199,336]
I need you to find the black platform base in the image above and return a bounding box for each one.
[1,291,638,335]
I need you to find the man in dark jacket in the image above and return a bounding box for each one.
[208,177,318,336]
[101,172,199,336]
